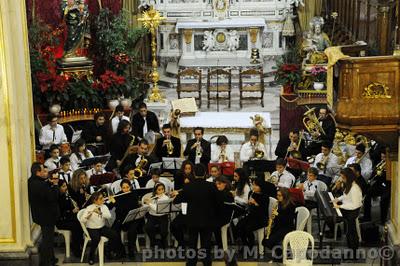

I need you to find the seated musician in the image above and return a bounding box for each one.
[232,168,251,205]
[210,135,234,163]
[131,102,160,140]
[174,160,195,191]
[85,158,106,180]
[111,104,130,134]
[112,179,141,259]
[112,165,141,194]
[313,141,340,184]
[240,128,267,163]
[143,183,170,248]
[146,168,174,193]
[275,129,306,160]
[68,169,91,208]
[107,120,137,171]
[332,168,363,251]
[58,156,72,183]
[206,165,221,183]
[297,167,320,209]
[306,108,336,156]
[81,112,109,155]
[184,127,211,165]
[57,178,83,258]
[235,178,270,249]
[44,144,61,171]
[39,113,67,151]
[213,176,234,249]
[345,143,373,180]
[270,158,295,188]
[69,139,94,171]
[79,191,125,264]
[262,188,296,255]
[154,123,181,161]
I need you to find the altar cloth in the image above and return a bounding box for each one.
[175,17,266,30]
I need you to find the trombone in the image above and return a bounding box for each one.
[285,130,304,160]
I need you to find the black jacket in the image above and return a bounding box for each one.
[174,178,223,228]
[273,202,296,231]
[81,121,109,144]
[28,175,60,226]
[217,190,234,227]
[57,193,76,225]
[320,117,336,143]
[246,192,269,227]
[155,136,181,160]
[275,137,307,161]
[173,170,195,191]
[183,138,211,166]
[114,191,140,224]
[131,111,160,139]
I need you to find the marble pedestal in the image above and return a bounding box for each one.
[144,99,171,125]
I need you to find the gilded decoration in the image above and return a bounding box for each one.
[214,0,228,12]
[362,82,392,99]
[249,27,259,44]
[216,32,226,43]
[183,29,193,44]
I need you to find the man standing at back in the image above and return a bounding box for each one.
[131,102,160,140]
[28,162,60,266]
[173,164,223,266]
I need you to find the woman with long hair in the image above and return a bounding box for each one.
[232,168,251,205]
[70,139,94,171]
[211,135,234,163]
[174,160,195,190]
[69,169,91,208]
[332,167,363,251]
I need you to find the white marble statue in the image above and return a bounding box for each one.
[202,31,215,51]
[227,30,239,51]
[290,0,304,7]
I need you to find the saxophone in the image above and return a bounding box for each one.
[265,201,279,239]
[220,147,227,162]
[195,140,202,157]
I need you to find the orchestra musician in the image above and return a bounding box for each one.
[206,165,221,183]
[107,120,137,171]
[39,113,67,151]
[210,135,234,163]
[332,168,363,252]
[143,183,170,248]
[111,165,141,194]
[232,168,251,205]
[262,188,296,258]
[235,178,270,249]
[270,158,295,188]
[275,129,307,160]
[184,127,211,165]
[111,104,130,134]
[112,179,141,259]
[80,191,124,264]
[57,179,83,258]
[348,163,368,196]
[85,158,106,180]
[28,163,60,266]
[297,167,320,210]
[68,169,91,208]
[145,168,174,193]
[81,112,109,155]
[69,139,94,171]
[131,102,160,140]
[313,141,340,184]
[306,108,336,156]
[172,164,223,266]
[240,129,267,163]
[44,144,61,171]
[345,143,373,180]
[58,156,72,183]
[173,160,195,194]
[154,123,181,160]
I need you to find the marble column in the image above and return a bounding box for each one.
[0,0,37,263]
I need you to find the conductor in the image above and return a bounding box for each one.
[173,164,223,266]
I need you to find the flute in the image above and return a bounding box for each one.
[104,191,132,200]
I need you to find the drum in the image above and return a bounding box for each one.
[60,142,71,156]
[35,150,45,164]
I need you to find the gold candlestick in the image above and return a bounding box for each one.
[138,6,166,102]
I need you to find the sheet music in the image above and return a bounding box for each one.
[181,203,187,215]
[171,98,198,114]
[122,205,149,224]
[328,192,343,217]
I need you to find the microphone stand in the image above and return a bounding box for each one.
[216,59,220,112]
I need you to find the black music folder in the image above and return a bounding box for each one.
[80,155,111,168]
[122,205,149,224]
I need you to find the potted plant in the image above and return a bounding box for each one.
[310,66,327,90]
[274,63,302,94]
[92,70,126,109]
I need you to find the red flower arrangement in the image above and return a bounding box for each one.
[92,70,126,99]
[274,63,302,94]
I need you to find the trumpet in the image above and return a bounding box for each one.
[195,140,202,157]
[166,138,174,155]
[303,107,326,140]
[265,201,279,239]
[133,157,148,179]
[252,142,264,159]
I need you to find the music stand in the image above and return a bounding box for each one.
[80,155,111,169]
[122,205,149,225]
[148,162,163,172]
[162,157,183,170]
[287,157,310,171]
[243,159,274,179]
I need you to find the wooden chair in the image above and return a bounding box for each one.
[207,68,232,108]
[239,68,264,108]
[176,68,202,107]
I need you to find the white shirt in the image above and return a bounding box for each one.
[145,177,174,193]
[302,179,319,200]
[44,157,61,172]
[39,124,67,150]
[86,168,106,179]
[147,194,170,216]
[112,178,140,194]
[271,170,295,188]
[206,176,217,183]
[239,142,267,162]
[69,150,94,171]
[313,152,340,177]
[143,117,148,137]
[345,156,373,180]
[234,183,251,205]
[211,144,234,163]
[111,115,130,134]
[59,170,72,183]
[338,183,363,210]
[80,204,112,229]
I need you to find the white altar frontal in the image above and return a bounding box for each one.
[143,0,293,77]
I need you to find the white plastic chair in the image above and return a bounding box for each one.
[283,230,314,266]
[120,230,141,252]
[295,207,310,231]
[255,197,278,255]
[111,180,122,194]
[55,227,71,259]
[77,209,109,266]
